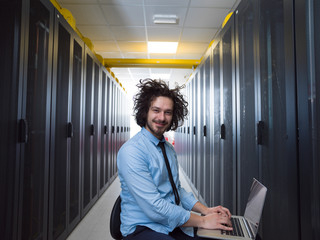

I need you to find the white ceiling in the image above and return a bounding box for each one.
[57,0,240,98]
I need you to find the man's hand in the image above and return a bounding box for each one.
[204,205,232,219]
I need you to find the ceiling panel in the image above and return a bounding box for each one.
[184,8,230,28]
[98,0,144,5]
[92,40,118,52]
[62,4,106,25]
[181,28,218,43]
[147,27,182,41]
[111,26,146,41]
[117,42,147,52]
[100,5,145,26]
[78,25,114,40]
[144,0,189,7]
[190,0,237,8]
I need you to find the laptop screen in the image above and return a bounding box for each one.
[243,178,268,236]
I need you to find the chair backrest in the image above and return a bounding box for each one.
[110,195,123,240]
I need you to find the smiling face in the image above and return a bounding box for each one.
[145,96,174,139]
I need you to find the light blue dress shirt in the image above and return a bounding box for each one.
[117,127,198,237]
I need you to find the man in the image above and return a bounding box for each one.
[117,79,232,239]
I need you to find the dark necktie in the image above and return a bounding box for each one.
[158,141,180,205]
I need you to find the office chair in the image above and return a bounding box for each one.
[110,195,123,240]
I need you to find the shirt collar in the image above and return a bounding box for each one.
[141,127,165,146]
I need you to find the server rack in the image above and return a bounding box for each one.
[0,1,130,239]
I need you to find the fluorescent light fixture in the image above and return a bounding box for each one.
[153,14,178,24]
[148,42,178,54]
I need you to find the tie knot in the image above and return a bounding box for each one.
[158,141,165,148]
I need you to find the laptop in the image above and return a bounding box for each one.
[197,178,267,240]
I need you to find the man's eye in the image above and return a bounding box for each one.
[153,109,159,113]
[165,112,172,115]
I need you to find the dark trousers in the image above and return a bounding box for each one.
[124,226,205,240]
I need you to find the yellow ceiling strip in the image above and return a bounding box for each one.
[104,59,200,69]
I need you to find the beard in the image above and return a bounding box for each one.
[146,119,169,139]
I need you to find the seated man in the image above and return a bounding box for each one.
[117,79,232,240]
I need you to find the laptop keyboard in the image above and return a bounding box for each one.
[221,217,245,237]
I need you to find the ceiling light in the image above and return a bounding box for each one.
[148,42,178,54]
[153,14,178,24]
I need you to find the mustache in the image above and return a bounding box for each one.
[153,119,167,125]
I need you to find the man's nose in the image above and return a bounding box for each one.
[158,111,165,120]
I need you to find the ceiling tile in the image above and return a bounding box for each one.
[177,42,208,54]
[92,40,118,51]
[100,5,145,26]
[59,0,98,3]
[122,52,149,58]
[144,0,189,7]
[148,54,176,59]
[77,25,114,41]
[181,28,218,43]
[190,0,237,8]
[61,4,106,25]
[185,8,230,28]
[175,53,203,59]
[147,27,181,41]
[129,68,150,74]
[97,52,123,58]
[117,42,147,52]
[111,26,146,41]
[98,0,144,5]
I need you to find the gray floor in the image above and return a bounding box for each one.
[67,168,196,240]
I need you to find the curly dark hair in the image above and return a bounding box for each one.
[133,78,188,131]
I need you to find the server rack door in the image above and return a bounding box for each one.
[188,79,192,181]
[107,76,112,183]
[220,15,236,213]
[192,74,197,191]
[92,62,100,202]
[19,0,54,238]
[295,0,320,238]
[69,37,83,230]
[259,0,299,239]
[49,17,71,240]
[111,81,116,177]
[99,70,107,194]
[82,52,94,213]
[0,1,23,239]
[211,42,221,207]
[203,56,211,205]
[235,0,260,215]
[197,66,204,200]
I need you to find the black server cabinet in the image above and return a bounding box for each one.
[295,0,320,239]
[82,50,94,214]
[203,56,211,205]
[18,0,54,239]
[219,15,237,214]
[0,1,24,239]
[49,12,71,240]
[48,9,83,239]
[107,76,113,183]
[235,0,260,215]
[92,62,101,201]
[259,0,300,239]
[211,41,222,208]
[99,70,108,195]
[197,66,204,201]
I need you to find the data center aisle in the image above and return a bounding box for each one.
[67,168,196,240]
